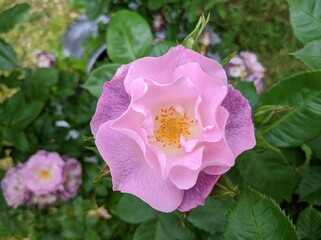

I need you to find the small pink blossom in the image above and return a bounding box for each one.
[91,45,255,212]
[21,150,65,195]
[1,165,30,208]
[28,193,57,208]
[226,51,265,94]
[58,156,82,201]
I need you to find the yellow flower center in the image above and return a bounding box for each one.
[39,170,52,180]
[152,106,197,149]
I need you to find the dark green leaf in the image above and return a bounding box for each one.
[292,40,321,70]
[188,198,233,234]
[148,0,164,10]
[85,0,110,20]
[224,186,298,240]
[237,150,297,202]
[297,169,321,205]
[83,64,120,98]
[159,213,196,240]
[13,101,44,129]
[0,39,17,70]
[258,71,321,147]
[133,220,168,240]
[150,41,177,57]
[288,0,321,44]
[112,194,156,224]
[106,10,153,63]
[0,3,30,34]
[3,128,29,151]
[297,206,321,240]
[307,135,321,159]
[234,81,259,109]
[32,68,59,101]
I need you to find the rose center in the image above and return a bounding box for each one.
[152,106,197,148]
[38,170,52,180]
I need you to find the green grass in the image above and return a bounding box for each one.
[214,0,306,88]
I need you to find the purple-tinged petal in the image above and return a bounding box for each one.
[90,64,131,137]
[178,172,220,212]
[222,85,256,157]
[96,121,184,212]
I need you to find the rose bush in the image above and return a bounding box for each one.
[91,45,256,212]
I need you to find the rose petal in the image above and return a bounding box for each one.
[221,86,256,156]
[96,121,184,212]
[90,64,131,137]
[178,172,220,212]
[184,48,227,84]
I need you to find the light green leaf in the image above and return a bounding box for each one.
[150,41,177,57]
[112,194,156,224]
[297,206,321,240]
[187,198,232,234]
[224,186,298,240]
[297,169,321,205]
[288,0,321,44]
[258,71,321,147]
[106,10,153,63]
[292,40,321,70]
[83,64,120,98]
[237,150,297,202]
[0,3,30,34]
[0,40,17,70]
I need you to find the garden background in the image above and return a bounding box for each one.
[1,0,321,239]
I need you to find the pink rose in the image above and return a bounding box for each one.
[21,150,65,195]
[91,45,255,212]
[1,165,30,208]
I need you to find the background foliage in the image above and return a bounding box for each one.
[1,0,321,239]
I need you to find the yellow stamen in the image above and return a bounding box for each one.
[151,106,197,149]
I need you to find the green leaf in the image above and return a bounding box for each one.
[106,10,153,63]
[0,39,17,70]
[3,128,29,151]
[307,135,321,159]
[258,71,321,147]
[234,81,259,109]
[188,198,233,234]
[32,68,59,101]
[150,41,177,57]
[83,64,120,98]
[112,194,156,224]
[220,51,237,67]
[0,3,30,34]
[148,0,164,10]
[297,169,321,205]
[133,220,168,240]
[297,206,321,240]
[292,40,321,70]
[288,0,321,44]
[85,0,110,20]
[296,206,321,240]
[159,213,196,240]
[237,150,297,202]
[224,186,298,240]
[13,101,44,129]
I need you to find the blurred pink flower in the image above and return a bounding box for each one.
[1,165,30,208]
[226,51,265,94]
[91,45,255,212]
[21,150,65,195]
[58,156,82,201]
[28,193,57,208]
